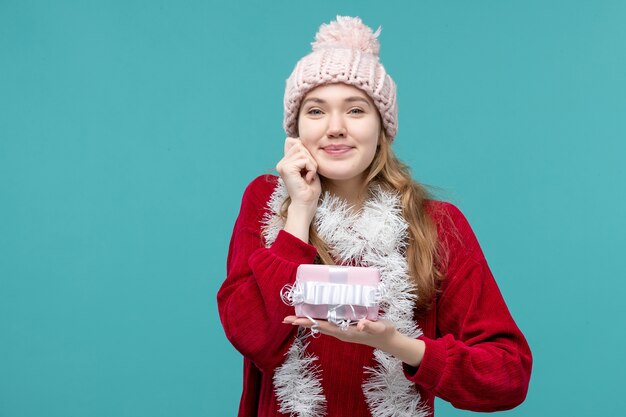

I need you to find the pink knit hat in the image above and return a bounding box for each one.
[283,16,398,141]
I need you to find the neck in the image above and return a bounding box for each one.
[323,174,369,210]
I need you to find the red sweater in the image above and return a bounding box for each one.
[218,175,532,416]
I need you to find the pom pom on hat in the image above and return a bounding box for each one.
[312,15,382,56]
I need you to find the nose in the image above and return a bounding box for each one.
[326,113,347,138]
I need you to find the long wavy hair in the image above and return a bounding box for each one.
[278,130,446,314]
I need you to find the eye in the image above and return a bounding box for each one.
[307,108,324,116]
[348,108,365,115]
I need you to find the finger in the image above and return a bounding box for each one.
[283,316,318,328]
[276,158,301,177]
[285,141,317,166]
[287,151,317,176]
[305,160,319,182]
[304,158,317,180]
[278,150,305,171]
[275,161,282,174]
[287,158,314,177]
[285,143,312,161]
[285,143,301,158]
[284,137,300,154]
[299,146,318,170]
[306,170,316,184]
[282,156,316,182]
[356,319,381,334]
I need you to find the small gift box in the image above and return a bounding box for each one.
[281,264,382,326]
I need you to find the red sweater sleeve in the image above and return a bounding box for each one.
[403,202,532,411]
[217,176,318,372]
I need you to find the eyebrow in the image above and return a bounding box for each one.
[301,96,372,108]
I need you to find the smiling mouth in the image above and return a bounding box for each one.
[322,146,354,155]
[322,145,354,153]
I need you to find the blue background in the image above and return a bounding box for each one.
[1,1,624,416]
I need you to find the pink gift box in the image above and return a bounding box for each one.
[293,264,381,322]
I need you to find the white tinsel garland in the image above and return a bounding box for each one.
[273,328,326,417]
[263,178,429,417]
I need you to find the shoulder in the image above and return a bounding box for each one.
[235,174,281,226]
[242,174,280,204]
[424,200,474,245]
[424,200,485,273]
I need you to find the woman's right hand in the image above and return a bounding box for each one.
[276,138,321,239]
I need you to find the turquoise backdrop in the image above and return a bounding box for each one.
[1,1,624,416]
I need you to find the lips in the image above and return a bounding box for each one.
[322,145,354,155]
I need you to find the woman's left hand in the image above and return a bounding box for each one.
[283,315,426,367]
[282,315,397,351]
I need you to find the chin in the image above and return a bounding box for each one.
[319,170,364,182]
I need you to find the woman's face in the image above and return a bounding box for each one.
[297,83,381,184]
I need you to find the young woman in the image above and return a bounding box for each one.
[218,16,532,417]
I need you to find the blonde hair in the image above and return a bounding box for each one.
[278,130,445,314]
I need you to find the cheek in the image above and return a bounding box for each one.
[360,131,381,164]
[354,127,380,151]
[298,118,323,137]
[297,123,326,150]
[352,117,380,139]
